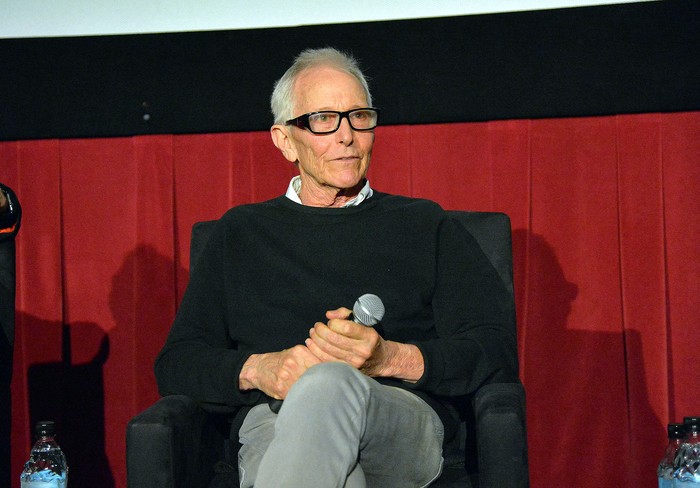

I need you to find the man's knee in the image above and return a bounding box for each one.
[285,363,369,409]
[302,362,361,381]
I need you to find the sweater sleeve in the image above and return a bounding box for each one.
[154,217,263,408]
[0,183,21,241]
[407,217,519,396]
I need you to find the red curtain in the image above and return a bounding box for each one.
[4,112,699,487]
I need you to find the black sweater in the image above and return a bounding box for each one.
[155,192,516,440]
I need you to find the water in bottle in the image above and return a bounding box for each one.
[20,421,68,488]
[658,423,685,487]
[673,417,700,486]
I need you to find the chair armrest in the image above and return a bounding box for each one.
[473,382,529,488]
[126,395,226,488]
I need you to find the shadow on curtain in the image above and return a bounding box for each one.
[512,229,663,485]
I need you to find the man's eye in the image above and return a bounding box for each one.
[311,113,335,123]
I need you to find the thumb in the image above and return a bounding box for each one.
[326,307,353,320]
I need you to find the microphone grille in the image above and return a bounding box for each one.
[353,294,385,326]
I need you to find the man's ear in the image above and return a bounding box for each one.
[271,125,298,163]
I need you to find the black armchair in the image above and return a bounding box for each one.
[127,211,529,488]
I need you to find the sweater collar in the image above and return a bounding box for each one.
[285,176,373,207]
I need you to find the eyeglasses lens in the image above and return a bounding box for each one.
[308,109,377,133]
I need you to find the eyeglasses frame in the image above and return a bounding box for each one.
[285,108,380,134]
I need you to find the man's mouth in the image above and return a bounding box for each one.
[333,155,360,162]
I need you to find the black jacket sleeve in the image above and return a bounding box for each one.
[0,183,21,240]
[1,183,20,381]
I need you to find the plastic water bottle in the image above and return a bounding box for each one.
[20,421,68,488]
[674,417,700,486]
[658,423,686,487]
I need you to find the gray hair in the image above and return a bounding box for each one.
[270,47,372,125]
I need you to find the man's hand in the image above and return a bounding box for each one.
[0,189,7,214]
[305,307,380,370]
[239,345,321,400]
[306,307,425,382]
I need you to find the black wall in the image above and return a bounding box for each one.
[1,0,698,140]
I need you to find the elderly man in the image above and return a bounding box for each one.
[155,48,516,487]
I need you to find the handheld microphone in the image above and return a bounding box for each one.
[350,293,385,326]
[269,294,385,413]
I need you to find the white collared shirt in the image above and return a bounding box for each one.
[284,176,373,207]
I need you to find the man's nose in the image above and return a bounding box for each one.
[336,116,354,144]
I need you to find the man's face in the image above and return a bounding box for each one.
[273,66,375,203]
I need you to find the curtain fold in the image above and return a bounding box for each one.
[4,111,699,487]
[661,113,700,420]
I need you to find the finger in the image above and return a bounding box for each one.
[325,307,353,320]
[309,326,368,367]
[313,322,357,350]
[308,326,348,357]
[327,318,378,343]
[304,337,338,362]
[265,346,321,398]
[285,344,322,372]
[298,345,323,368]
[324,324,380,363]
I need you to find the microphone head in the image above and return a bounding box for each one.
[352,294,385,326]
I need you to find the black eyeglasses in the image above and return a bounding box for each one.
[285,108,380,134]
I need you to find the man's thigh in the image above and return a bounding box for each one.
[238,364,443,487]
[359,384,444,487]
[237,404,276,488]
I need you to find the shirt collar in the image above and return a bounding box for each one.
[285,176,373,207]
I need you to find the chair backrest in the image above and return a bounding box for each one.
[190,220,216,273]
[448,211,517,345]
[447,211,514,295]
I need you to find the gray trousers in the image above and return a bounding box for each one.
[238,362,444,488]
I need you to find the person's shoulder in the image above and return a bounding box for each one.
[217,196,287,225]
[373,192,445,217]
